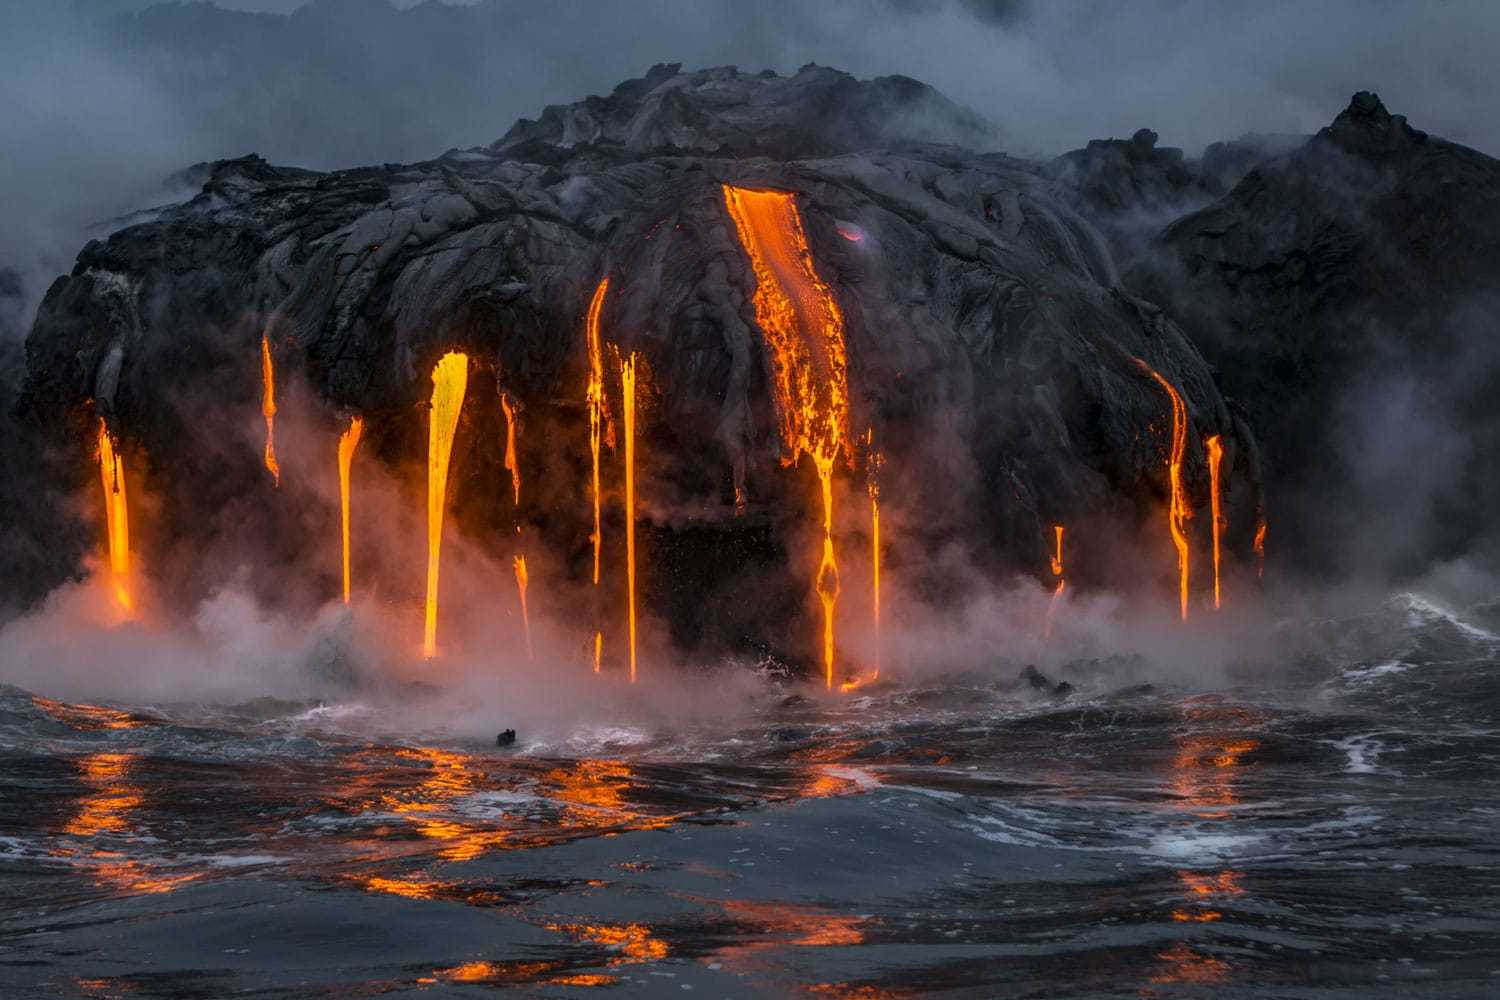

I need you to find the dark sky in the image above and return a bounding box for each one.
[4,0,1498,314]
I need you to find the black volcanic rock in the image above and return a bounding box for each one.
[1136,91,1500,578]
[18,66,1254,659]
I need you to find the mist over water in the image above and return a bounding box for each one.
[4,2,1500,996]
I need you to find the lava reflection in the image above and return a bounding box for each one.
[56,752,199,895]
[545,921,669,963]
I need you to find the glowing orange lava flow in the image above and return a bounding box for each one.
[1253,517,1267,579]
[424,352,469,659]
[593,630,602,674]
[585,278,609,585]
[1206,434,1224,610]
[260,333,280,487]
[96,419,133,615]
[1045,525,1066,640]
[1136,359,1191,621]
[514,554,534,662]
[621,353,638,683]
[866,429,882,680]
[500,390,520,507]
[337,416,364,605]
[722,184,851,689]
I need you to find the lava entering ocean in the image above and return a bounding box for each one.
[585,278,609,675]
[722,184,851,689]
[500,390,520,508]
[1045,524,1065,640]
[514,554,533,662]
[1206,434,1224,610]
[95,419,133,616]
[866,430,882,681]
[260,333,280,487]
[1136,359,1191,621]
[621,352,639,684]
[337,416,364,605]
[424,352,469,659]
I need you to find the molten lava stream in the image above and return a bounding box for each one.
[260,332,280,487]
[1253,516,1267,579]
[721,184,851,689]
[424,352,469,659]
[338,416,364,605]
[621,353,638,683]
[96,419,133,616]
[1135,359,1192,621]
[585,278,609,586]
[500,390,520,507]
[1044,524,1065,640]
[514,554,534,662]
[866,429,882,680]
[1206,434,1224,609]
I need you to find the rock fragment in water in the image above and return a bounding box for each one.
[495,729,516,747]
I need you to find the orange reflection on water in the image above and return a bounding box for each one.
[33,696,143,732]
[545,921,669,963]
[1168,702,1260,820]
[56,752,200,895]
[1169,869,1243,924]
[358,875,449,900]
[1147,941,1230,986]
[431,959,617,989]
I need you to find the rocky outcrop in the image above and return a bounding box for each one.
[18,65,1257,660]
[1132,92,1500,578]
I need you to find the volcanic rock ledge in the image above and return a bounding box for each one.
[22,64,1255,662]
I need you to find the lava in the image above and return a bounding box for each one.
[1253,515,1267,578]
[1136,359,1191,621]
[260,332,280,487]
[866,429,882,680]
[337,416,364,605]
[1044,524,1065,640]
[585,277,609,585]
[423,352,469,659]
[593,630,602,674]
[621,352,638,683]
[513,554,533,661]
[500,389,520,507]
[1206,433,1224,609]
[722,184,851,689]
[95,419,133,616]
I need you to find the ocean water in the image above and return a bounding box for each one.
[2,593,1498,998]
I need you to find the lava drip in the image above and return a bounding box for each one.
[585,278,609,585]
[260,333,280,487]
[95,419,133,616]
[866,429,882,680]
[722,184,851,690]
[337,416,364,605]
[621,353,639,684]
[513,554,533,662]
[424,352,469,659]
[499,390,520,507]
[1205,434,1224,610]
[1253,517,1267,579]
[1135,359,1192,621]
[1044,525,1065,640]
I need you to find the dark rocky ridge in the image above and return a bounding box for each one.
[23,68,1489,661]
[1134,91,1500,578]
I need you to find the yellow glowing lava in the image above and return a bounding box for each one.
[621,352,638,683]
[1136,359,1191,621]
[1253,516,1267,579]
[338,416,364,605]
[260,332,280,487]
[586,277,609,585]
[500,390,520,507]
[722,184,851,689]
[1045,524,1065,640]
[1206,433,1224,610]
[866,429,882,680]
[96,419,133,616]
[424,352,469,659]
[514,554,533,661]
[594,630,602,674]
